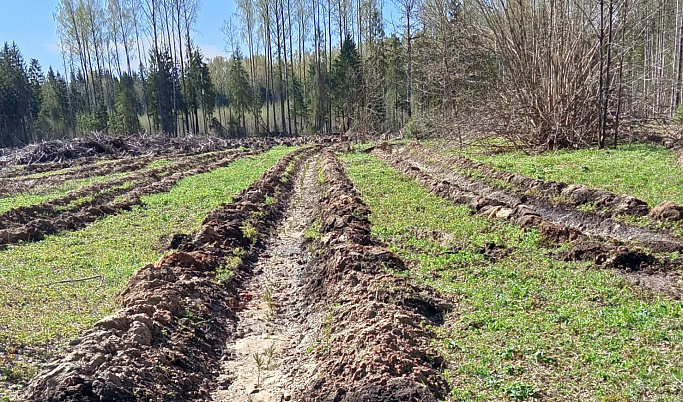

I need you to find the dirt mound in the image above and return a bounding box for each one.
[650,201,683,222]
[23,146,316,401]
[410,143,652,217]
[300,149,451,401]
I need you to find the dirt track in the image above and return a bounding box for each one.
[211,152,322,400]
[373,143,683,298]
[23,146,316,401]
[23,145,453,401]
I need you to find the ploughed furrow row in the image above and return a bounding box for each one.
[0,150,229,228]
[415,143,683,222]
[23,145,317,401]
[0,150,256,246]
[294,149,452,401]
[377,144,682,252]
[211,150,322,401]
[0,156,105,180]
[373,144,683,298]
[0,154,160,197]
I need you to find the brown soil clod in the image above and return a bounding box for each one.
[297,149,452,401]
[23,146,319,401]
[649,201,683,222]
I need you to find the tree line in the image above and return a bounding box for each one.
[3,0,683,149]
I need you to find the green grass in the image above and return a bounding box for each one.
[0,172,135,214]
[0,146,295,350]
[342,151,683,401]
[143,157,175,169]
[442,143,682,207]
[21,166,76,179]
[0,153,218,214]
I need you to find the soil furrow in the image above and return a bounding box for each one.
[425,145,650,216]
[23,145,318,401]
[413,143,683,224]
[373,144,683,298]
[0,155,160,197]
[211,153,322,401]
[0,150,231,228]
[294,149,452,401]
[0,156,106,180]
[0,150,256,246]
[379,144,682,252]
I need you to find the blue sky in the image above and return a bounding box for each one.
[0,0,401,75]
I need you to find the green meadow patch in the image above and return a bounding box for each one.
[342,151,683,401]
[439,142,682,207]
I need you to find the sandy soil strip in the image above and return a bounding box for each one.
[212,154,322,401]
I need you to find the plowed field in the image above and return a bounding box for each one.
[1,138,682,401]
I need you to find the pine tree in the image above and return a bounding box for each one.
[0,42,32,145]
[111,74,141,134]
[331,36,362,130]
[185,47,213,133]
[36,67,71,139]
[146,49,179,135]
[228,49,254,137]
[28,59,44,131]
